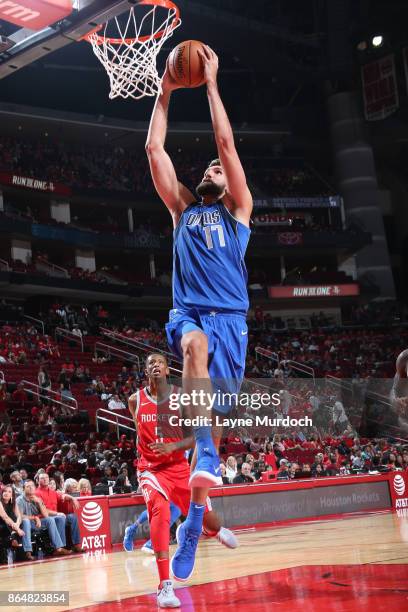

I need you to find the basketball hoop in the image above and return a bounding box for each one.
[84,0,181,100]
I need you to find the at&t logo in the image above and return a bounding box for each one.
[394,474,408,517]
[80,501,108,550]
[81,501,103,531]
[393,474,406,497]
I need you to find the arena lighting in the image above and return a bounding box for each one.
[372,35,384,47]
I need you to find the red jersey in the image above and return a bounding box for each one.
[134,385,187,472]
[35,486,61,512]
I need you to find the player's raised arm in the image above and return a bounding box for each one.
[145,63,195,226]
[198,45,253,227]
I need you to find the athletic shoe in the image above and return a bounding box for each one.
[123,524,138,552]
[189,444,222,488]
[157,580,181,608]
[170,522,200,582]
[141,540,154,555]
[216,527,239,549]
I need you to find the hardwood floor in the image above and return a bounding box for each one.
[2,511,408,611]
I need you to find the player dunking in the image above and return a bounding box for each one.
[145,44,252,581]
[129,352,237,608]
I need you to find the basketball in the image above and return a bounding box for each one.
[168,40,206,88]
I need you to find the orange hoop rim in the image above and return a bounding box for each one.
[83,0,180,46]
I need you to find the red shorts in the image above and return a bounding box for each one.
[138,461,211,515]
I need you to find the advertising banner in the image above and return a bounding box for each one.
[214,481,391,528]
[75,496,112,552]
[389,472,408,517]
[253,196,341,209]
[108,478,390,543]
[0,172,71,195]
[268,284,360,298]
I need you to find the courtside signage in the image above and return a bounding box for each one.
[76,498,112,552]
[0,172,71,195]
[268,284,360,298]
[389,472,408,517]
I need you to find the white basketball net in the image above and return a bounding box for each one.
[87,5,181,100]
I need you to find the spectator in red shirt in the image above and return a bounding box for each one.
[62,358,75,373]
[283,433,302,450]
[35,473,83,552]
[11,383,28,404]
[31,404,41,420]
[118,435,133,450]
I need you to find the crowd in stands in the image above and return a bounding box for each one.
[246,324,405,379]
[0,322,60,366]
[248,165,333,197]
[218,433,408,483]
[3,245,358,292]
[0,136,333,198]
[1,249,174,290]
[1,201,169,240]
[1,299,407,386]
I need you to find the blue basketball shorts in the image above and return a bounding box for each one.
[165,308,248,415]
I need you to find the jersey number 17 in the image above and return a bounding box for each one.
[203,224,225,250]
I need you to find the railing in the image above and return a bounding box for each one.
[285,360,315,382]
[255,346,315,384]
[96,407,136,438]
[325,375,391,407]
[24,314,45,335]
[100,328,182,367]
[0,258,10,271]
[94,342,140,370]
[22,379,78,412]
[255,346,280,365]
[55,326,84,352]
[324,374,408,440]
[35,259,69,278]
[96,271,127,286]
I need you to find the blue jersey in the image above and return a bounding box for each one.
[172,202,250,315]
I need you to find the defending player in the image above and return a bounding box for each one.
[129,352,237,608]
[389,349,408,434]
[145,44,252,581]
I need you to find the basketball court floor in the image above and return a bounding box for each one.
[2,511,408,611]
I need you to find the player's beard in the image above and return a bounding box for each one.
[196,179,225,200]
